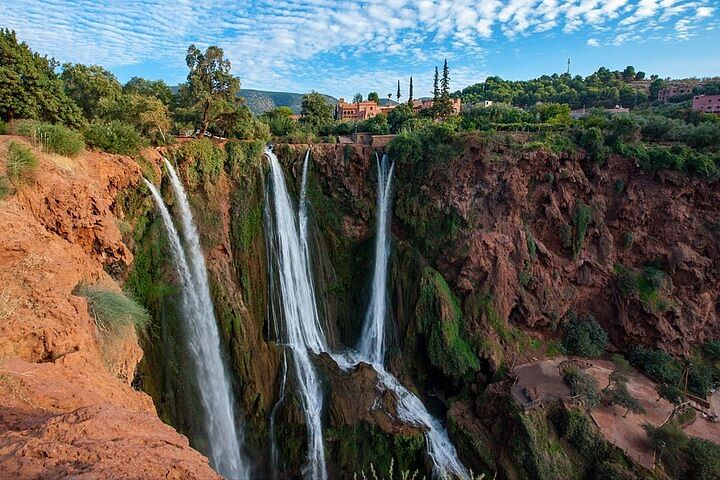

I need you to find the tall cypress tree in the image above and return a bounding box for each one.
[437,59,453,117]
[396,80,401,102]
[433,67,440,101]
[408,77,414,103]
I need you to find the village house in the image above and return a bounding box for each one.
[335,96,462,120]
[692,94,720,114]
[658,83,697,101]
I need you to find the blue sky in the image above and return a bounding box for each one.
[2,1,718,99]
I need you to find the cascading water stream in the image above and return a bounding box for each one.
[265,148,328,480]
[350,154,469,480]
[358,153,395,365]
[146,168,247,479]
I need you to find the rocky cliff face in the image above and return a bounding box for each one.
[0,136,220,479]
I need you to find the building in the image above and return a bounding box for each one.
[692,94,720,114]
[335,96,462,121]
[658,84,694,101]
[335,98,382,120]
[410,98,462,115]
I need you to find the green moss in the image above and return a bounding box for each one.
[615,263,671,313]
[172,139,224,189]
[417,267,479,379]
[572,200,592,259]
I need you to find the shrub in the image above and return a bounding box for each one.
[38,123,85,156]
[177,138,224,187]
[630,347,683,385]
[5,141,38,183]
[0,120,7,134]
[0,175,11,199]
[74,283,150,336]
[685,437,720,480]
[562,313,607,358]
[703,340,720,361]
[84,121,144,155]
[9,119,41,137]
[562,364,601,409]
[572,200,592,259]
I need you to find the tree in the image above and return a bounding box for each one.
[396,80,401,102]
[656,383,685,406]
[0,29,84,126]
[686,437,720,480]
[606,382,645,417]
[300,91,332,130]
[387,103,414,133]
[562,314,608,358]
[562,364,601,410]
[177,44,240,137]
[408,77,413,103]
[433,66,440,101]
[353,93,363,104]
[622,66,636,82]
[643,423,688,475]
[635,71,646,80]
[60,63,122,120]
[123,77,173,105]
[367,92,380,103]
[603,354,630,392]
[103,93,170,143]
[260,106,295,136]
[435,59,454,118]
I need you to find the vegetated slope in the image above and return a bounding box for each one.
[239,89,338,115]
[0,136,220,479]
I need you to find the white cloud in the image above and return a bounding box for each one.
[0,0,716,95]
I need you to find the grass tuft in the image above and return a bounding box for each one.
[74,283,150,336]
[6,141,38,183]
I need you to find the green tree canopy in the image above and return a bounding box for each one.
[300,91,333,130]
[123,77,173,105]
[0,29,84,126]
[60,63,122,120]
[562,313,608,358]
[367,92,380,103]
[177,44,241,137]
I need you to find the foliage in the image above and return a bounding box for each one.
[685,438,720,480]
[456,67,649,109]
[102,93,170,143]
[606,382,645,417]
[552,407,608,465]
[5,141,38,183]
[74,283,150,336]
[643,423,688,477]
[571,200,592,259]
[60,63,122,120]
[123,76,173,105]
[0,175,11,200]
[562,364,601,410]
[603,354,630,392]
[367,92,380,103]
[176,45,241,137]
[215,104,270,141]
[703,340,720,361]
[417,267,479,380]
[300,91,333,130]
[0,29,85,127]
[11,121,85,156]
[630,347,683,386]
[175,139,224,188]
[562,313,607,358]
[260,106,296,136]
[615,263,671,313]
[84,121,145,155]
[656,383,685,405]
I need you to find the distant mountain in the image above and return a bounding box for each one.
[169,86,337,116]
[239,89,337,115]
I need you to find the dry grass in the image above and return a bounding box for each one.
[0,287,20,322]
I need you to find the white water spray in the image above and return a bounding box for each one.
[265,148,328,480]
[146,166,247,479]
[358,153,395,365]
[351,156,469,480]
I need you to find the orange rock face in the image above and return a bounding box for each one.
[0,137,220,480]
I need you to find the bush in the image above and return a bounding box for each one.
[74,283,150,335]
[630,347,683,385]
[0,120,7,134]
[0,175,11,199]
[5,141,38,183]
[703,340,720,361]
[561,364,601,409]
[84,121,144,155]
[562,313,607,358]
[685,437,720,480]
[176,138,224,187]
[10,120,85,156]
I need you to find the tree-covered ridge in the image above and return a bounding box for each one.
[455,67,720,109]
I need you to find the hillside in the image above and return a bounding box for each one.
[238,89,337,115]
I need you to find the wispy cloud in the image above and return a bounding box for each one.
[1,0,716,96]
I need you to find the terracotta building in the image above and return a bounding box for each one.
[692,94,720,114]
[658,84,694,101]
[335,97,462,120]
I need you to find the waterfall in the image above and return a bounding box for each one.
[265,148,328,480]
[358,153,395,365]
[352,157,469,480]
[146,167,248,479]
